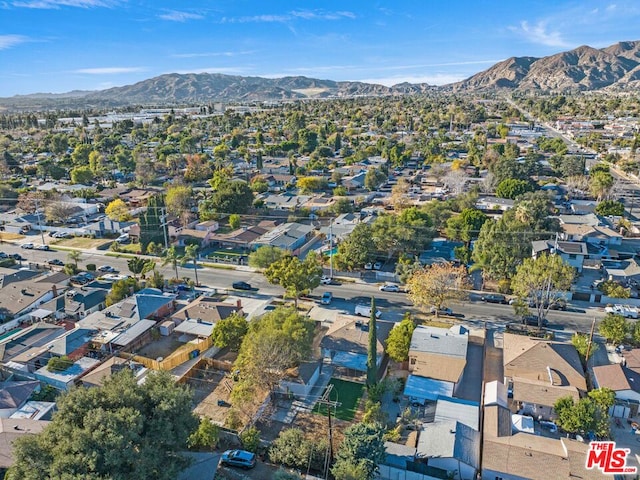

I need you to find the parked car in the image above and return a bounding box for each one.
[355,304,382,318]
[481,294,507,304]
[97,265,117,273]
[0,252,7,259]
[522,315,548,327]
[219,449,256,469]
[52,232,70,239]
[430,306,453,316]
[364,262,373,270]
[373,261,383,270]
[36,244,50,251]
[232,281,252,291]
[21,243,34,249]
[379,283,400,292]
[11,254,24,261]
[115,234,129,244]
[320,292,333,305]
[47,259,64,266]
[320,275,332,285]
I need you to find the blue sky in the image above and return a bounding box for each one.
[0,0,639,97]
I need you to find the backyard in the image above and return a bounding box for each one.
[313,378,364,421]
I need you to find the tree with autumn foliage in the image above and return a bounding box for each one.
[406,263,470,315]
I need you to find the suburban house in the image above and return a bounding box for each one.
[476,196,515,212]
[251,222,316,254]
[208,225,270,250]
[0,381,40,418]
[419,239,464,266]
[415,421,480,480]
[278,360,322,400]
[62,288,108,320]
[592,363,640,417]
[80,357,147,388]
[0,323,67,372]
[0,418,50,471]
[320,319,393,375]
[603,258,640,285]
[0,275,60,328]
[503,333,586,421]
[482,403,602,480]
[531,239,587,272]
[406,325,469,399]
[560,223,622,246]
[34,356,101,390]
[171,297,244,341]
[262,173,296,191]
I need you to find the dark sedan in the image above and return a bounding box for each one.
[232,281,252,291]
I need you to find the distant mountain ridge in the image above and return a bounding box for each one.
[1,40,640,109]
[453,40,640,91]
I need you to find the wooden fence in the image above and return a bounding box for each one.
[126,336,214,371]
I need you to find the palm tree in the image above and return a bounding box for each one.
[127,257,154,279]
[162,246,181,281]
[182,244,200,286]
[67,250,82,267]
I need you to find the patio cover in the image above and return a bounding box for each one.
[403,374,454,403]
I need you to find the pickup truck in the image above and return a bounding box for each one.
[605,304,639,319]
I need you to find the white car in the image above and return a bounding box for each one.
[52,232,70,239]
[364,263,373,270]
[379,283,400,292]
[373,262,382,270]
[97,265,117,273]
[35,244,49,251]
[21,243,34,249]
[320,275,332,285]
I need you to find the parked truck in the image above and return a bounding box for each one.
[605,304,639,319]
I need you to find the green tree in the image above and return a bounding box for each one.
[233,306,314,402]
[334,223,376,270]
[571,333,598,365]
[127,257,155,278]
[70,143,92,166]
[269,428,327,472]
[162,246,181,281]
[182,244,200,286]
[297,176,328,193]
[210,313,248,351]
[445,208,487,245]
[188,417,219,450]
[595,200,625,217]
[495,178,534,200]
[70,165,94,184]
[510,254,575,327]
[248,245,286,269]
[264,254,322,306]
[367,297,378,388]
[228,213,241,230]
[67,249,82,268]
[332,422,386,480]
[139,194,167,252]
[165,185,193,221]
[46,355,73,372]
[148,268,165,289]
[599,314,628,344]
[589,170,614,200]
[106,277,139,306]
[364,168,387,191]
[6,370,198,480]
[385,314,416,362]
[201,180,254,216]
[554,389,614,438]
[371,208,434,259]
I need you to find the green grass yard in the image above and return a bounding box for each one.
[313,378,363,421]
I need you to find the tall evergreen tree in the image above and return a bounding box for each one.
[367,297,378,388]
[139,194,167,252]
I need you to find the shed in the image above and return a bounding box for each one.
[159,320,175,336]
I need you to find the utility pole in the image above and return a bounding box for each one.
[329,217,334,279]
[317,384,340,480]
[585,316,597,368]
[34,198,46,246]
[160,207,169,251]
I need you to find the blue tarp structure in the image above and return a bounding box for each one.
[403,375,453,403]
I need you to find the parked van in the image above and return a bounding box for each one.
[355,304,381,318]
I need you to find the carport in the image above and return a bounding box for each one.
[403,374,453,404]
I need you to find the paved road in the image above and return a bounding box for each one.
[0,239,607,333]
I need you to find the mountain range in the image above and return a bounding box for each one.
[2,40,639,109]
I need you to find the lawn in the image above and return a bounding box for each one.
[313,378,364,421]
[53,237,112,249]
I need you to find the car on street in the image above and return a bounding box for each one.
[320,292,333,305]
[21,243,34,249]
[11,254,24,261]
[36,244,50,251]
[481,294,507,304]
[379,283,401,292]
[355,304,382,318]
[320,275,332,285]
[97,265,117,273]
[232,281,252,291]
[0,252,7,259]
[219,449,256,469]
[52,232,70,239]
[47,259,64,266]
[430,306,453,316]
[522,315,548,327]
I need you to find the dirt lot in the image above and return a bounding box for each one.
[137,334,184,360]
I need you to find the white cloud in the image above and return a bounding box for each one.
[73,67,145,74]
[0,34,27,49]
[290,10,355,20]
[606,4,617,11]
[11,0,118,8]
[158,10,203,22]
[509,20,570,48]
[223,9,355,23]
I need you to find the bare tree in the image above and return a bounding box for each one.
[442,169,469,196]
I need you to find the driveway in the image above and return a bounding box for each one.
[454,331,484,403]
